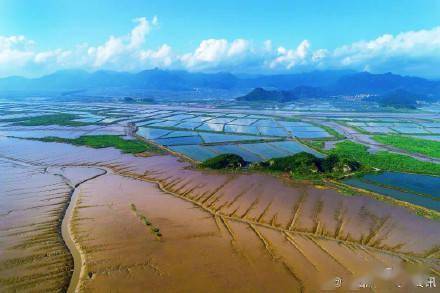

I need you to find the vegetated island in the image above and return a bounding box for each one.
[200,152,362,180]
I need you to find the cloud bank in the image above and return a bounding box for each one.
[1,17,440,78]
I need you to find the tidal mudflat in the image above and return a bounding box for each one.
[0,153,105,291]
[1,137,439,292]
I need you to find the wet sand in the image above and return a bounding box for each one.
[0,137,439,292]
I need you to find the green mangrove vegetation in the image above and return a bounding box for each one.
[200,152,363,179]
[200,153,246,169]
[257,152,362,178]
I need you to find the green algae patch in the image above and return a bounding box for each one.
[37,135,163,154]
[130,204,162,238]
[11,113,90,127]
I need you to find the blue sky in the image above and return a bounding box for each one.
[1,0,440,78]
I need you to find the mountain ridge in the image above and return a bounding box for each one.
[0,69,439,100]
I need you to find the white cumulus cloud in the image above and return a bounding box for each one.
[326,26,440,75]
[0,35,35,73]
[88,16,158,68]
[139,44,173,67]
[1,19,440,78]
[269,40,310,69]
[181,38,255,70]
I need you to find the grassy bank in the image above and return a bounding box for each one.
[328,141,440,176]
[373,134,440,159]
[11,113,90,127]
[319,125,346,140]
[37,135,163,154]
[299,139,325,151]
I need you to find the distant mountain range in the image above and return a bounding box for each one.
[238,87,432,109]
[0,69,439,101]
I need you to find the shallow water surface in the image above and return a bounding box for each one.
[344,172,440,211]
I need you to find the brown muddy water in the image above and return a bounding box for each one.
[0,136,439,292]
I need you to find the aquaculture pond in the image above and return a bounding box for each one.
[347,120,440,135]
[166,140,322,162]
[132,106,336,162]
[344,172,440,211]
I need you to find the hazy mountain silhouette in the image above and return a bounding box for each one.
[0,69,439,101]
